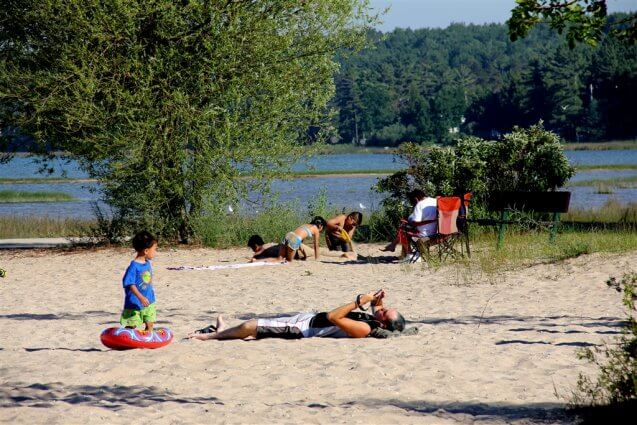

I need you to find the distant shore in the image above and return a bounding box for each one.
[3,139,637,159]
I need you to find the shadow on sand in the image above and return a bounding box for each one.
[0,382,223,410]
[354,398,572,423]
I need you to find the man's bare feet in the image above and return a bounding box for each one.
[216,315,227,333]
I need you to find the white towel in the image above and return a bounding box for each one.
[167,261,284,271]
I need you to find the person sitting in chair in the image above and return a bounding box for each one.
[381,189,437,257]
[187,289,407,340]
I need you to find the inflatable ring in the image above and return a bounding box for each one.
[100,327,173,350]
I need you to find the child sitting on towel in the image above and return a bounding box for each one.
[119,231,158,332]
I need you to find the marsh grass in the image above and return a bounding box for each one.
[0,178,94,184]
[426,230,637,283]
[193,191,343,248]
[564,140,637,150]
[574,164,637,171]
[0,190,75,203]
[570,175,637,189]
[564,200,637,224]
[0,216,95,238]
[595,183,614,194]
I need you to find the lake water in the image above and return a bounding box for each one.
[1,151,636,218]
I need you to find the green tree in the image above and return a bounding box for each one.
[0,0,376,242]
[508,1,637,47]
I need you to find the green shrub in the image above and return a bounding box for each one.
[574,272,637,406]
[376,123,575,225]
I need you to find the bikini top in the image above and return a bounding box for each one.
[301,225,313,239]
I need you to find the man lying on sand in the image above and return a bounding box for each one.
[187,289,407,340]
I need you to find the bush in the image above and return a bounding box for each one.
[375,123,575,224]
[573,272,637,406]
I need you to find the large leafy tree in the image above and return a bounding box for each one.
[508,0,637,47]
[0,0,376,242]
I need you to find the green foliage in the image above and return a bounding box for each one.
[508,1,637,48]
[0,0,377,243]
[193,203,302,249]
[334,17,637,144]
[376,123,575,215]
[574,272,637,406]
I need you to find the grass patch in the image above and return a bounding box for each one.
[0,216,95,238]
[448,230,637,280]
[569,175,637,189]
[563,140,637,150]
[574,164,637,171]
[0,190,76,203]
[564,200,637,223]
[193,190,342,248]
[594,183,614,194]
[0,177,94,184]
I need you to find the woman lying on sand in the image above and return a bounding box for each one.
[187,289,407,340]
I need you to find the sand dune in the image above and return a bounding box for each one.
[0,245,633,424]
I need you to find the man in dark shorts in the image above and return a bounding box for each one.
[187,289,406,340]
[325,211,362,253]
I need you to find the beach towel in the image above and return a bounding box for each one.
[167,261,284,271]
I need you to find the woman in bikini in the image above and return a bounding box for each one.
[278,216,326,263]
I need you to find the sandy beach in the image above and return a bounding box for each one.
[0,244,634,424]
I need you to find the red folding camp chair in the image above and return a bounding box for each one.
[407,193,471,263]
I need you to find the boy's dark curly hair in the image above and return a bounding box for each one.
[132,231,157,253]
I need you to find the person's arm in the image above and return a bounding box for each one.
[129,285,150,307]
[370,289,385,313]
[313,229,320,260]
[327,292,377,338]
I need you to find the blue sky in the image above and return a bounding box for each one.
[370,0,637,31]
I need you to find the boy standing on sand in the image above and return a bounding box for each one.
[120,231,158,333]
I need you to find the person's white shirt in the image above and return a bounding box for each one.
[409,197,437,237]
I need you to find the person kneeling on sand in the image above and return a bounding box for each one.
[325,211,362,260]
[187,289,412,340]
[278,216,326,263]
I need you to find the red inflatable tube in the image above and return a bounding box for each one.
[100,327,173,350]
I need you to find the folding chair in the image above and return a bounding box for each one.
[407,194,471,263]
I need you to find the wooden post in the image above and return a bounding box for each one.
[549,212,560,243]
[497,210,508,250]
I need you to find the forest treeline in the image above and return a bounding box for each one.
[333,13,637,145]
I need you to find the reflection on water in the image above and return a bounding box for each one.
[0,151,635,218]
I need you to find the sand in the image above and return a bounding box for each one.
[0,245,634,424]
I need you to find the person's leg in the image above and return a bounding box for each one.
[285,246,295,262]
[142,304,156,333]
[381,233,400,252]
[120,308,143,329]
[210,317,257,340]
[189,317,257,340]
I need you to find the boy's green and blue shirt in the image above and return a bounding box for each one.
[122,260,155,310]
